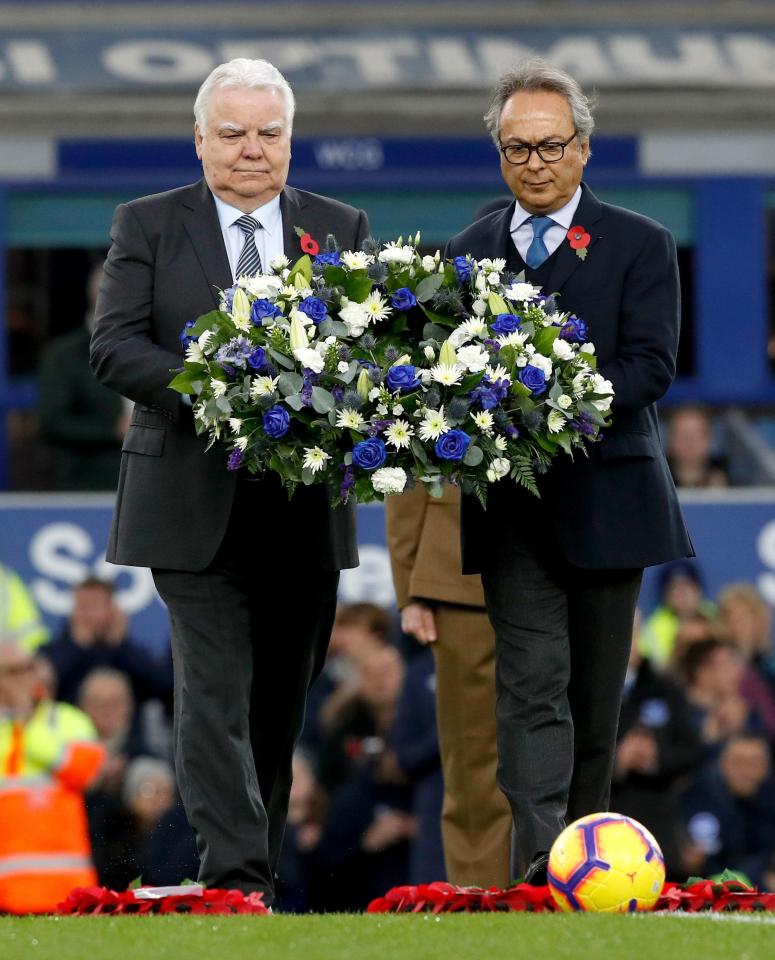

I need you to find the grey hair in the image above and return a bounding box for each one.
[483,57,595,146]
[194,58,296,133]
[122,756,175,808]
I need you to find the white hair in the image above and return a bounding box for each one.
[194,58,296,133]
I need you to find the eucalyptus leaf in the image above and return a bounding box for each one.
[411,439,429,465]
[285,394,305,411]
[311,386,336,414]
[463,445,484,466]
[268,348,295,370]
[415,273,445,303]
[422,322,449,342]
[318,318,350,338]
[278,372,304,396]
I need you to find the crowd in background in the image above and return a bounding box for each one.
[2,556,775,910]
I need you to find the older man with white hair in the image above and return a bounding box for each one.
[91,59,370,906]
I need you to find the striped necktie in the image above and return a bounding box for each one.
[234,214,262,278]
[525,215,555,269]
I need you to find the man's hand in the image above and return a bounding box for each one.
[401,602,437,645]
[615,728,658,776]
[362,809,416,852]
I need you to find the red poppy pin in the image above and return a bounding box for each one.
[294,225,320,256]
[567,225,591,261]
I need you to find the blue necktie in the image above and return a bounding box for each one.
[525,216,555,269]
[234,214,263,278]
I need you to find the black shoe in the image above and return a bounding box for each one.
[524,852,550,886]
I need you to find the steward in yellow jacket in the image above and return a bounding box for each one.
[0,639,105,914]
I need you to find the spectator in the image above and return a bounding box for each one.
[681,735,775,887]
[665,405,729,489]
[718,582,775,692]
[307,603,391,758]
[612,621,701,877]
[390,646,445,884]
[37,263,128,491]
[640,560,716,668]
[39,577,172,707]
[0,637,105,913]
[275,750,328,913]
[0,562,49,651]
[675,638,768,758]
[313,646,414,910]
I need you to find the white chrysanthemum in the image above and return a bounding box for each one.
[418,407,450,441]
[270,254,290,271]
[335,408,365,430]
[486,457,510,482]
[194,402,209,423]
[485,364,509,383]
[530,353,553,377]
[185,342,204,363]
[378,243,415,266]
[385,419,414,449]
[557,394,573,410]
[423,345,436,361]
[293,347,325,373]
[337,361,350,374]
[421,255,436,272]
[342,250,374,270]
[491,258,506,272]
[339,300,369,337]
[580,342,595,355]
[250,375,279,400]
[496,331,528,348]
[430,363,465,386]
[234,436,249,452]
[471,410,494,434]
[228,418,242,435]
[494,435,508,451]
[552,338,575,361]
[303,447,331,473]
[571,370,590,398]
[456,345,489,373]
[244,274,284,299]
[280,284,303,302]
[210,379,227,398]
[504,281,540,301]
[547,409,566,433]
[450,318,488,348]
[362,290,391,324]
[371,466,408,495]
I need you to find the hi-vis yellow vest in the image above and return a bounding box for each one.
[0,700,105,914]
[0,565,49,651]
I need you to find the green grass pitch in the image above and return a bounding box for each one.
[1,912,774,960]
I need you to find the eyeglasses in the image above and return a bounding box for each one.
[499,132,578,166]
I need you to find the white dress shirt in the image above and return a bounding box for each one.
[509,186,583,262]
[212,193,285,281]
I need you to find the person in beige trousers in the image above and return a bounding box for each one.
[385,484,512,888]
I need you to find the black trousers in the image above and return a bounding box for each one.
[481,524,642,875]
[152,481,339,904]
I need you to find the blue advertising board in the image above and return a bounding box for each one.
[2,491,775,652]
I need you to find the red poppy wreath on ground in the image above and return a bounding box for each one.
[56,885,270,915]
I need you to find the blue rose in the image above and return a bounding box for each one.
[179,320,197,347]
[491,313,522,335]
[453,256,473,283]
[519,364,547,396]
[262,404,291,439]
[298,296,328,325]
[559,315,589,344]
[251,298,283,326]
[248,346,267,371]
[435,429,472,461]
[352,437,387,471]
[314,251,342,267]
[390,288,417,311]
[385,365,421,393]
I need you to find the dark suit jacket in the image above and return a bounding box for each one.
[447,184,693,571]
[91,180,370,572]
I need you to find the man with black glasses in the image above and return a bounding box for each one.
[446,58,693,884]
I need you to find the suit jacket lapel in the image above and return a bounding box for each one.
[545,183,604,294]
[182,179,232,307]
[280,186,310,257]
[491,201,517,265]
